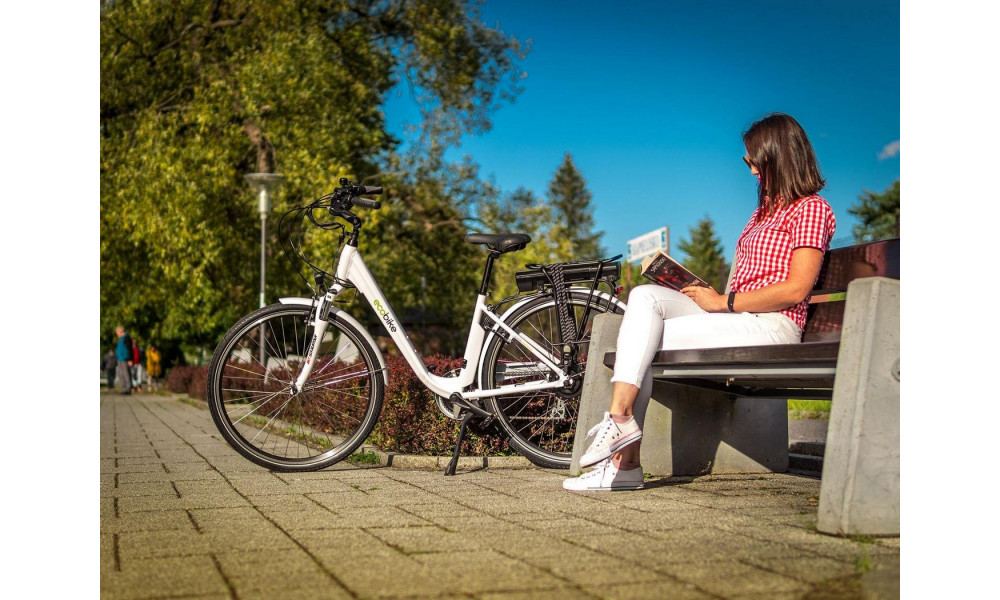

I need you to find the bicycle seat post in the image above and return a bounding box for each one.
[478,250,502,296]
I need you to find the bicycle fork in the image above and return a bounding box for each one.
[291,290,338,395]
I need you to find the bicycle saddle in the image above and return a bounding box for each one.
[465,233,531,254]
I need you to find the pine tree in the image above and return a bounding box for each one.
[849,180,900,242]
[677,216,730,292]
[546,153,605,260]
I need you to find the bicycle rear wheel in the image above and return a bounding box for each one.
[206,303,385,472]
[480,290,625,469]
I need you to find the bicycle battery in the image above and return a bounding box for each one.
[514,259,621,293]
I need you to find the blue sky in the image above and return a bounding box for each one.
[385,0,900,262]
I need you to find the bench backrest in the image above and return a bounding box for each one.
[803,237,900,342]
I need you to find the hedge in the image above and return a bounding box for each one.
[167,354,510,456]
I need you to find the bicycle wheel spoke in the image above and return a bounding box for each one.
[484,293,624,468]
[207,304,385,471]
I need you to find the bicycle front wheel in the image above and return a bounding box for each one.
[206,303,385,472]
[480,290,625,469]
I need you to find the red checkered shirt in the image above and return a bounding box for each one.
[731,195,836,330]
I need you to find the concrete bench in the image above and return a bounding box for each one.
[571,238,899,536]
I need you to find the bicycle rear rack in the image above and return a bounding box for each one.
[516,254,622,347]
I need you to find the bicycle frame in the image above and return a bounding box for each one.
[289,244,572,401]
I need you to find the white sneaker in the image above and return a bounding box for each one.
[562,459,644,491]
[579,412,642,468]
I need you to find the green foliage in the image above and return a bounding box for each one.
[677,216,730,292]
[476,186,576,301]
[619,261,645,300]
[546,154,606,261]
[849,179,900,242]
[788,399,831,420]
[101,0,526,353]
[346,450,381,465]
[350,151,491,355]
[853,543,873,574]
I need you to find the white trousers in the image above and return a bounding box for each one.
[611,285,802,412]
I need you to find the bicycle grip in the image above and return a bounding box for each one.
[352,196,382,209]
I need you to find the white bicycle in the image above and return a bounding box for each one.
[207,179,625,473]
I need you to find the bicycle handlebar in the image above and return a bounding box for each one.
[344,184,383,196]
[351,196,381,209]
[338,178,382,197]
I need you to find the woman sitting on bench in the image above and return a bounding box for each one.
[564,112,837,491]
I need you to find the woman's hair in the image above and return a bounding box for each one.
[743,113,825,214]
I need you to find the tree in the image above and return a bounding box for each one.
[677,216,730,293]
[849,180,900,242]
[546,153,605,260]
[100,0,526,357]
[476,186,574,300]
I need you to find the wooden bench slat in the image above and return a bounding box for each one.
[602,341,841,370]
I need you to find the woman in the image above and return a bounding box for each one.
[564,113,836,491]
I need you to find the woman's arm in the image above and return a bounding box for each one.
[680,247,825,313]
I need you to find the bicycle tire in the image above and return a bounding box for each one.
[480,289,625,469]
[206,303,385,472]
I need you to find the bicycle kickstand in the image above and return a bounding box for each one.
[444,411,475,477]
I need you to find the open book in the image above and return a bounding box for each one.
[640,250,710,290]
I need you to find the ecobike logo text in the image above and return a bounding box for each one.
[372,299,398,333]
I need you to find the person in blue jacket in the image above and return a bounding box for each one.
[115,326,133,394]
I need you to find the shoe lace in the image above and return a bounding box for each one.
[579,459,611,480]
[586,416,613,440]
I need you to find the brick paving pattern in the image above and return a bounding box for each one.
[101,393,899,599]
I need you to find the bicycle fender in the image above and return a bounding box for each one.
[277,297,387,375]
[476,289,625,376]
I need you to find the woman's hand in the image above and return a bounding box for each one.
[680,284,727,312]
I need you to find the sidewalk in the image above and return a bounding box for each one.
[100,392,900,600]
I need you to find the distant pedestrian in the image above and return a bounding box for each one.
[146,344,162,392]
[103,349,117,388]
[115,326,133,394]
[132,339,145,393]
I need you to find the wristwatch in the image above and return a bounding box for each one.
[727,292,736,313]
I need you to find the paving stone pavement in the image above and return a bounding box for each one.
[100,392,900,600]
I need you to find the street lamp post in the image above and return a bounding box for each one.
[244,173,284,366]
[244,173,285,308]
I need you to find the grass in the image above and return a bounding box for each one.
[178,396,206,409]
[244,415,336,449]
[347,450,381,465]
[788,399,831,420]
[853,544,873,574]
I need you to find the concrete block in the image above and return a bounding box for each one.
[571,313,624,475]
[571,314,789,477]
[818,277,900,536]
[640,386,788,477]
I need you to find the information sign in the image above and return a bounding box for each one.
[626,227,669,264]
